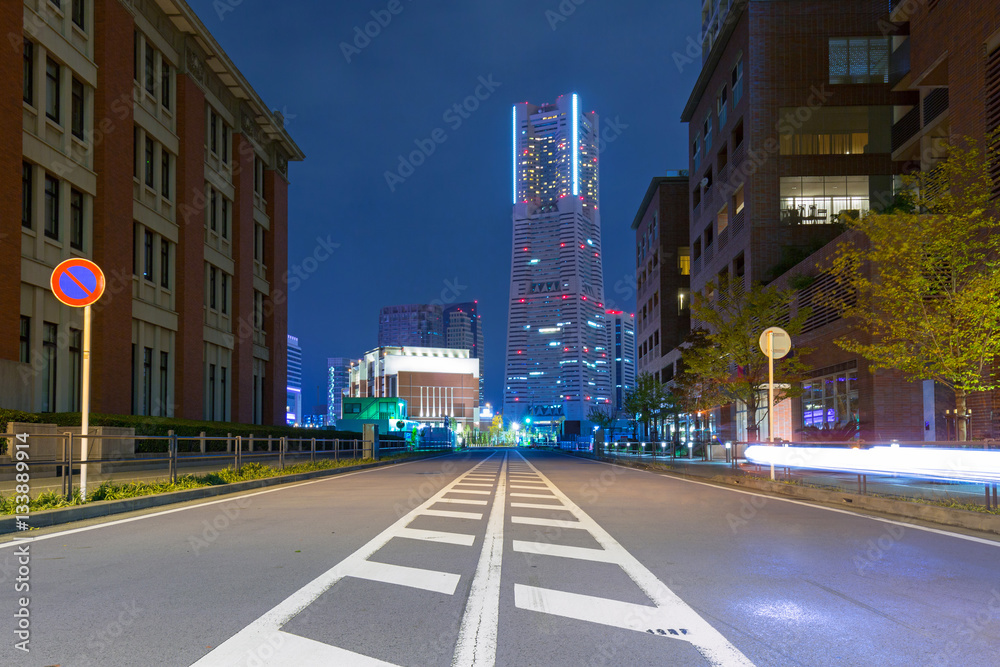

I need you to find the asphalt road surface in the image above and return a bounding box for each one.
[2,449,998,666]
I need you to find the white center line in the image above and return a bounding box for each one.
[452,453,508,667]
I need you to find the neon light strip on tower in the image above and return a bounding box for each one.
[572,93,579,197]
[512,105,518,205]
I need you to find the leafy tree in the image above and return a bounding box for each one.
[823,136,1000,440]
[674,328,726,443]
[622,373,673,441]
[684,276,811,441]
[488,414,503,444]
[587,404,620,445]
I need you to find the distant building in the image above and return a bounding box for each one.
[606,311,636,413]
[338,397,409,435]
[444,302,485,405]
[379,305,445,348]
[349,346,480,429]
[326,357,355,428]
[301,414,327,429]
[286,336,303,426]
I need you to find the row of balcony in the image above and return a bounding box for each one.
[891,87,949,154]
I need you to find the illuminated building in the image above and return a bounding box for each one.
[326,356,355,428]
[605,311,635,413]
[286,335,302,426]
[503,93,610,431]
[444,302,485,406]
[378,304,444,348]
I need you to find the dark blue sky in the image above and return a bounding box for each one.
[186,0,701,412]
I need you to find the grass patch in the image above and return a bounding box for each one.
[1,453,419,514]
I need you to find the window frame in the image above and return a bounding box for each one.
[44,175,59,240]
[45,58,60,123]
[143,229,154,282]
[70,188,84,250]
[22,162,33,229]
[23,40,34,106]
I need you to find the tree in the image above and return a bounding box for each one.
[623,373,672,441]
[674,328,726,443]
[823,136,1000,440]
[684,276,811,441]
[587,404,619,445]
[488,414,503,444]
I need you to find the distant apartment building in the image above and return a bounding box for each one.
[504,93,610,431]
[444,302,485,405]
[681,0,926,441]
[286,335,302,425]
[378,304,444,348]
[1,0,303,425]
[631,173,691,388]
[326,356,354,427]
[348,347,480,429]
[605,310,636,413]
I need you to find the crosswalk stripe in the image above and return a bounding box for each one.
[514,585,670,633]
[346,560,460,595]
[509,492,556,499]
[512,540,616,562]
[510,502,568,510]
[511,516,583,529]
[510,484,549,490]
[435,498,488,506]
[445,489,492,495]
[454,482,495,487]
[265,631,400,666]
[395,527,475,546]
[421,509,484,520]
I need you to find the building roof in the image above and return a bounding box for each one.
[680,0,748,123]
[630,174,690,230]
[153,0,305,161]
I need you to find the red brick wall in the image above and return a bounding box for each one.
[231,135,255,424]
[0,2,22,362]
[264,170,289,426]
[90,0,134,415]
[174,74,206,420]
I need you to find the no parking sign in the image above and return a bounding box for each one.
[50,258,106,308]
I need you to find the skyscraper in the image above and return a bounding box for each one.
[504,93,610,431]
[606,311,636,413]
[378,304,445,348]
[286,336,303,426]
[444,302,485,406]
[327,357,355,427]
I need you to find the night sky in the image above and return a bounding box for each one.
[185,0,701,413]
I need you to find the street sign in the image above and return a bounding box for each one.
[50,258,106,308]
[758,383,792,389]
[759,326,791,359]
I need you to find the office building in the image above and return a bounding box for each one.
[1,0,303,425]
[326,356,354,428]
[349,346,480,429]
[444,302,485,405]
[286,335,302,426]
[503,93,610,431]
[605,310,636,413]
[378,304,444,348]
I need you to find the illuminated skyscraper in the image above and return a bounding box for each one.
[503,93,610,430]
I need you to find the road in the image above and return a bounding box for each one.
[1,449,998,666]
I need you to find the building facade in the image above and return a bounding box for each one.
[3,0,303,425]
[444,301,485,405]
[348,346,480,429]
[605,310,636,413]
[286,335,302,425]
[504,93,610,430]
[378,304,444,348]
[631,173,692,387]
[326,356,354,428]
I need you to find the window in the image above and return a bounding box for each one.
[802,362,859,432]
[145,137,154,187]
[71,77,84,139]
[678,246,690,276]
[220,367,228,421]
[221,273,229,314]
[829,37,889,84]
[161,61,171,110]
[143,229,153,281]
[692,134,701,170]
[44,175,59,240]
[208,364,216,421]
[133,126,139,178]
[717,86,728,127]
[160,239,170,288]
[46,59,60,122]
[161,151,170,199]
[780,175,870,224]
[143,347,153,416]
[70,328,82,411]
[731,58,743,105]
[42,323,58,412]
[19,317,30,364]
[779,106,891,155]
[133,31,140,82]
[717,205,729,234]
[209,266,217,310]
[70,189,83,250]
[222,124,230,164]
[209,188,217,231]
[704,116,713,151]
[254,156,264,197]
[22,163,32,229]
[72,0,85,30]
[210,110,218,154]
[145,43,155,95]
[159,352,169,416]
[23,40,34,105]
[221,197,229,239]
[49,0,62,9]
[733,184,745,215]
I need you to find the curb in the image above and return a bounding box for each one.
[1,454,437,535]
[571,451,1000,536]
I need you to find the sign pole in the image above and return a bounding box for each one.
[768,330,775,481]
[80,304,92,498]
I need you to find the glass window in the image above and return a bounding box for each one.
[209,266,217,310]
[733,184,745,215]
[161,61,171,110]
[42,322,57,413]
[779,106,892,155]
[23,40,33,105]
[160,239,170,288]
[210,188,217,231]
[70,188,83,250]
[208,364,216,421]
[222,124,229,164]
[220,367,227,422]
[145,43,155,95]
[44,175,59,240]
[802,365,859,434]
[829,37,889,84]
[159,352,169,416]
[72,0,85,30]
[781,175,870,224]
[732,58,743,105]
[678,246,691,276]
[19,317,30,365]
[161,151,170,199]
[143,347,153,416]
[71,77,84,139]
[210,110,218,154]
[22,162,32,229]
[143,229,153,281]
[221,197,229,239]
[221,272,228,315]
[70,328,82,411]
[46,58,60,122]
[145,137,154,187]
[704,116,712,151]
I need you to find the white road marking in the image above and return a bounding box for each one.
[510,492,557,499]
[510,502,569,510]
[452,454,508,666]
[421,509,484,520]
[267,631,399,666]
[345,560,460,595]
[511,516,583,529]
[513,541,616,563]
[513,453,756,667]
[515,586,676,632]
[444,489,492,496]
[435,498,489,506]
[509,484,549,490]
[190,453,498,666]
[454,482,495,487]
[395,528,475,546]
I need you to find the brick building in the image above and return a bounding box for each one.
[2,0,304,425]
